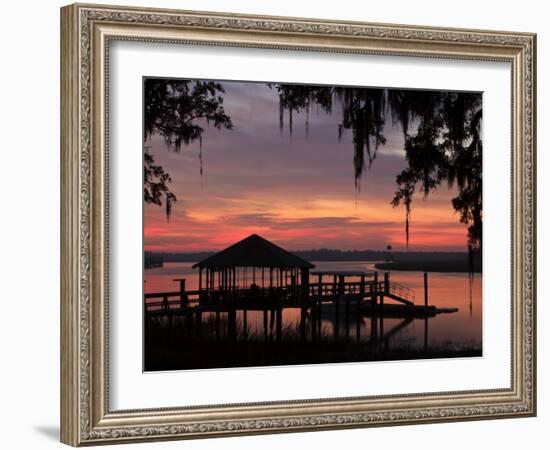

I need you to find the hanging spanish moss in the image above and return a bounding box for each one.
[279,95,284,136]
[143,148,177,222]
[143,79,482,256]
[143,78,233,220]
[198,136,203,177]
[271,84,482,255]
[289,107,293,140]
[271,85,387,192]
[305,101,310,138]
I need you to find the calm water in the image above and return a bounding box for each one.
[144,261,482,351]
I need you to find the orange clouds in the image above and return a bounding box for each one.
[144,189,469,253]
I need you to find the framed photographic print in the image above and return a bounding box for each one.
[60,3,537,446]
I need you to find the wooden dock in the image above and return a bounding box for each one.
[144,271,457,320]
[143,237,461,350]
[144,270,459,350]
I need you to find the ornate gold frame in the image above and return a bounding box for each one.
[60,3,536,446]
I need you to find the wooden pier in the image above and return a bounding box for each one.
[145,271,455,318]
[144,235,458,345]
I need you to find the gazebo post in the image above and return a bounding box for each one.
[192,233,315,309]
[300,267,310,301]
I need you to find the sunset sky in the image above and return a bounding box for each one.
[144,81,472,253]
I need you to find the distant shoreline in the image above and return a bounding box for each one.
[374,261,481,273]
[146,249,477,262]
[145,249,481,273]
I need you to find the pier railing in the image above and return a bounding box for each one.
[386,281,415,303]
[144,277,417,315]
[144,286,298,312]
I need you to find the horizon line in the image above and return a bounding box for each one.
[144,248,475,254]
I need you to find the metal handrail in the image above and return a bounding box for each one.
[387,281,415,302]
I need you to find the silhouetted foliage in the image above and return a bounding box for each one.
[144,79,482,254]
[272,85,482,253]
[144,148,176,221]
[271,84,333,137]
[390,92,482,253]
[271,85,387,188]
[144,78,233,150]
[143,78,233,218]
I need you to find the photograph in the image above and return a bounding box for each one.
[56,2,536,446]
[142,78,483,371]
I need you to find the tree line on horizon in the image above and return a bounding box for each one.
[146,247,479,260]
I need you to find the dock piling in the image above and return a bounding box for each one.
[173,278,188,310]
[373,272,378,306]
[144,264,455,346]
[263,310,268,342]
[424,272,429,307]
[345,291,350,342]
[382,272,389,307]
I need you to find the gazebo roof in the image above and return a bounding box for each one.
[192,234,315,270]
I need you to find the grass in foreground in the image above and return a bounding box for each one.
[144,316,481,371]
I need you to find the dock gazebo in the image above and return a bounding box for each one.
[192,234,315,302]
